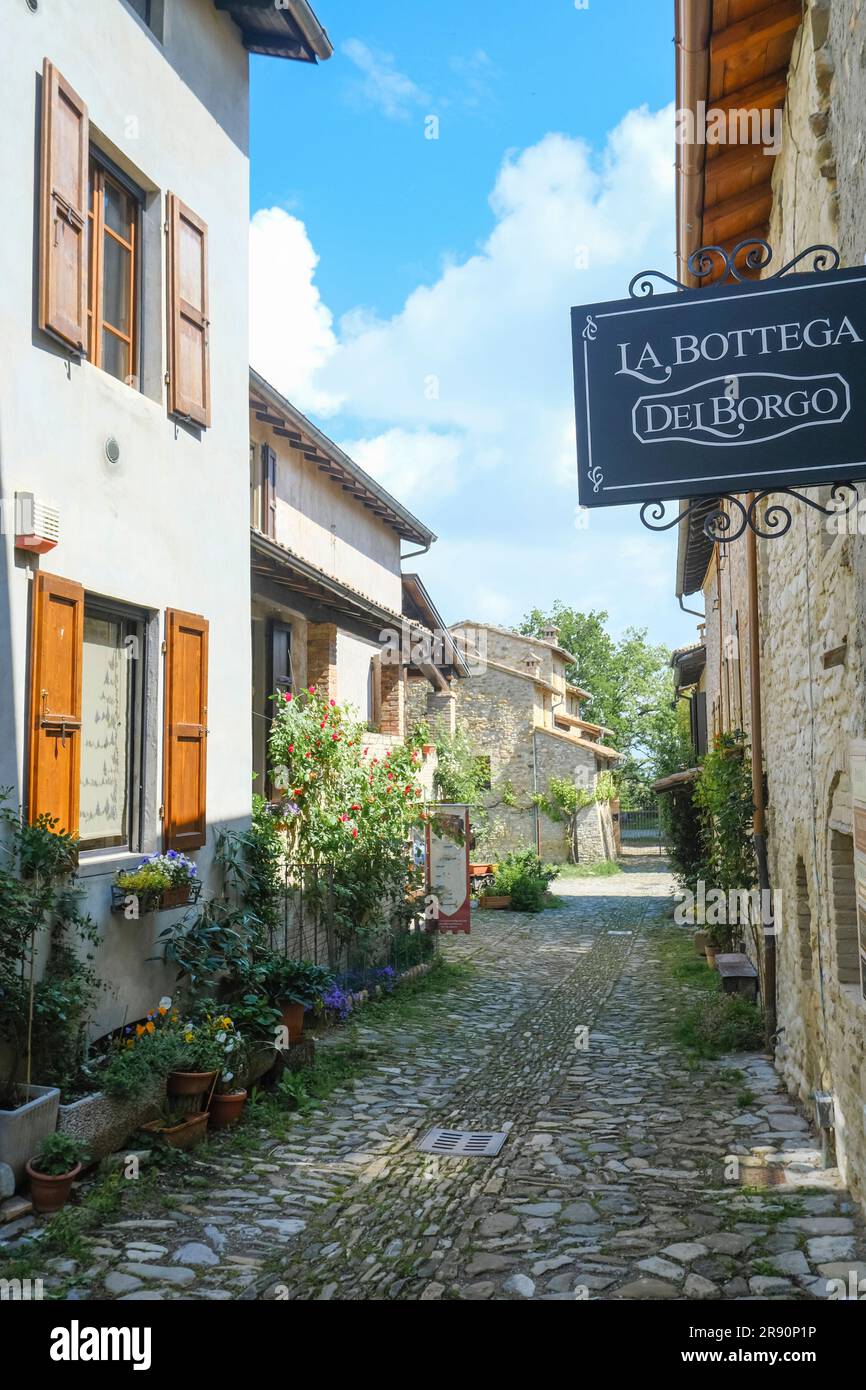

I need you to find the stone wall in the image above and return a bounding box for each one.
[692,0,866,1215]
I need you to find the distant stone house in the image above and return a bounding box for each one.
[411,621,620,862]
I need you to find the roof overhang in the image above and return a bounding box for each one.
[249,369,436,547]
[652,767,700,793]
[402,575,470,678]
[671,641,707,690]
[252,532,454,688]
[675,0,800,286]
[676,498,720,596]
[214,0,332,62]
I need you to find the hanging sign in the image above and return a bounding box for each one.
[425,803,471,934]
[572,265,866,508]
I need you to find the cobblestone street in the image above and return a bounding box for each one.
[9,860,866,1302]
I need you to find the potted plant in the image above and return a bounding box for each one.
[478,890,512,909]
[112,851,202,915]
[257,959,334,1043]
[481,849,559,913]
[26,1132,87,1213]
[165,1015,228,1100]
[141,1108,209,1150]
[0,801,86,1182]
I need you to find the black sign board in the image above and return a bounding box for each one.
[571,265,866,509]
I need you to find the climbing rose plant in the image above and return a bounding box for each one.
[268,687,427,945]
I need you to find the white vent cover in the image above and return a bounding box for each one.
[417,1126,508,1157]
[14,493,59,553]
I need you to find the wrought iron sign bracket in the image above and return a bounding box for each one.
[628,239,855,544]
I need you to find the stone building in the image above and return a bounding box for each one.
[409,621,619,862]
[669,0,866,1214]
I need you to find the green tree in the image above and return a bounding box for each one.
[519,603,690,803]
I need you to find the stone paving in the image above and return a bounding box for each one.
[5,859,866,1300]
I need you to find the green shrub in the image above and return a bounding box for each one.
[489,849,559,913]
[674,990,765,1058]
[31,1132,88,1176]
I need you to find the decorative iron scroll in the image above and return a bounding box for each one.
[639,484,860,544]
[628,238,841,300]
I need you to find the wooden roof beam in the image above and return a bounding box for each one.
[703,182,774,239]
[708,72,789,116]
[711,0,802,64]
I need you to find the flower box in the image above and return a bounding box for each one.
[110,879,202,915]
[478,894,512,910]
[57,1075,166,1162]
[0,1084,60,1186]
[141,1111,209,1150]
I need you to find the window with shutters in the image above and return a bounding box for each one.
[28,576,147,848]
[86,154,142,387]
[163,610,209,852]
[79,601,145,852]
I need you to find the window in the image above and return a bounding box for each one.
[79,601,145,851]
[127,0,151,21]
[86,155,141,386]
[830,829,859,986]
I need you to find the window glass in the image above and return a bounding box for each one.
[102,234,131,336]
[79,608,143,851]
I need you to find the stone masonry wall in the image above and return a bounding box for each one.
[760,1,866,1212]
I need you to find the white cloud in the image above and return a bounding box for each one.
[337,428,464,509]
[249,208,340,415]
[341,39,428,121]
[248,103,697,648]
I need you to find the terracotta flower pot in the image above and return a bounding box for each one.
[142,1111,209,1150]
[167,1069,218,1098]
[280,1001,305,1044]
[209,1089,247,1130]
[693,930,709,956]
[26,1160,82,1214]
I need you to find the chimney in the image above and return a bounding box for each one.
[541,624,560,645]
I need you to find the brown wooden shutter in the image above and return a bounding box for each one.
[39,59,89,353]
[28,573,84,834]
[163,609,209,851]
[262,443,277,537]
[167,195,211,427]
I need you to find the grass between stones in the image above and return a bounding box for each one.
[656,928,765,1059]
[556,860,623,879]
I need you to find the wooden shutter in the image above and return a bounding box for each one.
[167,194,210,427]
[28,573,84,834]
[39,59,89,352]
[262,444,277,538]
[163,610,209,851]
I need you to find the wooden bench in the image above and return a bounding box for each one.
[716,952,759,1000]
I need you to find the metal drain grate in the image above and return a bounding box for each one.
[417,1126,508,1157]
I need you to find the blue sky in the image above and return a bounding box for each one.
[248,0,700,653]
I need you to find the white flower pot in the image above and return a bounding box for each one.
[0,1084,60,1185]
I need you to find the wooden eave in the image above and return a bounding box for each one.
[676,0,800,285]
[249,374,435,547]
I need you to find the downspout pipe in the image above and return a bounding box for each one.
[675,0,712,285]
[746,494,776,1047]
